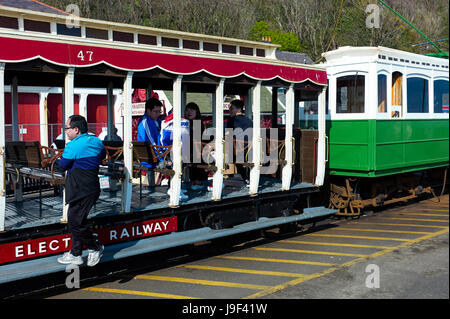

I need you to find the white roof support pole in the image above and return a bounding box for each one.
[315,86,327,186]
[0,63,6,231]
[39,92,49,147]
[11,76,19,141]
[249,81,261,196]
[61,68,75,223]
[63,68,75,140]
[121,72,134,213]
[11,76,22,202]
[107,81,114,140]
[212,78,225,201]
[169,75,183,208]
[282,84,294,191]
[78,93,88,119]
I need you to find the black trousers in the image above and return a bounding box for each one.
[68,192,101,256]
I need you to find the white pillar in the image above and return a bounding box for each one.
[61,68,75,223]
[282,84,294,190]
[121,72,134,212]
[11,76,23,202]
[315,86,327,186]
[39,92,49,147]
[0,63,6,231]
[249,81,261,196]
[78,93,88,119]
[107,81,114,140]
[429,77,434,116]
[11,76,19,141]
[169,76,183,207]
[212,79,225,201]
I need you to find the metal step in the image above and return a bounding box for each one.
[0,207,336,284]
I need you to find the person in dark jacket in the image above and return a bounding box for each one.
[57,115,106,267]
[225,99,253,186]
[185,102,208,189]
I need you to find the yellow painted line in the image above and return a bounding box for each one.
[217,255,336,267]
[357,222,448,229]
[177,265,306,278]
[306,233,410,242]
[388,212,448,217]
[425,204,449,208]
[83,287,198,299]
[334,227,433,235]
[280,239,392,249]
[381,217,448,223]
[244,227,449,299]
[406,208,448,212]
[254,247,367,258]
[135,274,271,290]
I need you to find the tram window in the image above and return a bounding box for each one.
[183,39,200,50]
[391,72,402,118]
[204,42,219,52]
[434,80,449,113]
[256,49,266,57]
[378,74,387,113]
[86,27,108,40]
[222,45,237,54]
[336,75,365,113]
[24,19,50,33]
[407,77,429,113]
[139,34,157,45]
[57,23,81,37]
[0,16,18,29]
[240,46,254,56]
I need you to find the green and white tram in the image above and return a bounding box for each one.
[321,46,449,215]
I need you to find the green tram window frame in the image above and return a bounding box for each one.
[407,77,429,113]
[434,79,449,114]
[336,74,365,113]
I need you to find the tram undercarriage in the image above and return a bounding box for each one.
[328,167,448,217]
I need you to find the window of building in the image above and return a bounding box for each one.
[378,74,387,113]
[434,80,449,113]
[407,77,429,113]
[336,75,365,113]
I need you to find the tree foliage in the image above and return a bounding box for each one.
[41,0,449,60]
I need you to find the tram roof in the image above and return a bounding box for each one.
[322,46,449,71]
[0,5,327,86]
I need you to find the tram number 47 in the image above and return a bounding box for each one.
[77,50,94,62]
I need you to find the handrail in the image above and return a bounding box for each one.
[0,148,5,196]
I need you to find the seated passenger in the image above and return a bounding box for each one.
[160,109,191,200]
[185,102,209,190]
[99,126,122,142]
[225,99,253,187]
[137,97,165,168]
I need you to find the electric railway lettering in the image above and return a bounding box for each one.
[0,216,177,264]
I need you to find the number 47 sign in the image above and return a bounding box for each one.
[77,50,94,62]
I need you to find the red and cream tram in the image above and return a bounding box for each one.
[0,5,335,283]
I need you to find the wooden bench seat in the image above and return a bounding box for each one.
[5,141,65,185]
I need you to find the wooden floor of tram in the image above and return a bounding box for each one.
[49,194,449,299]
